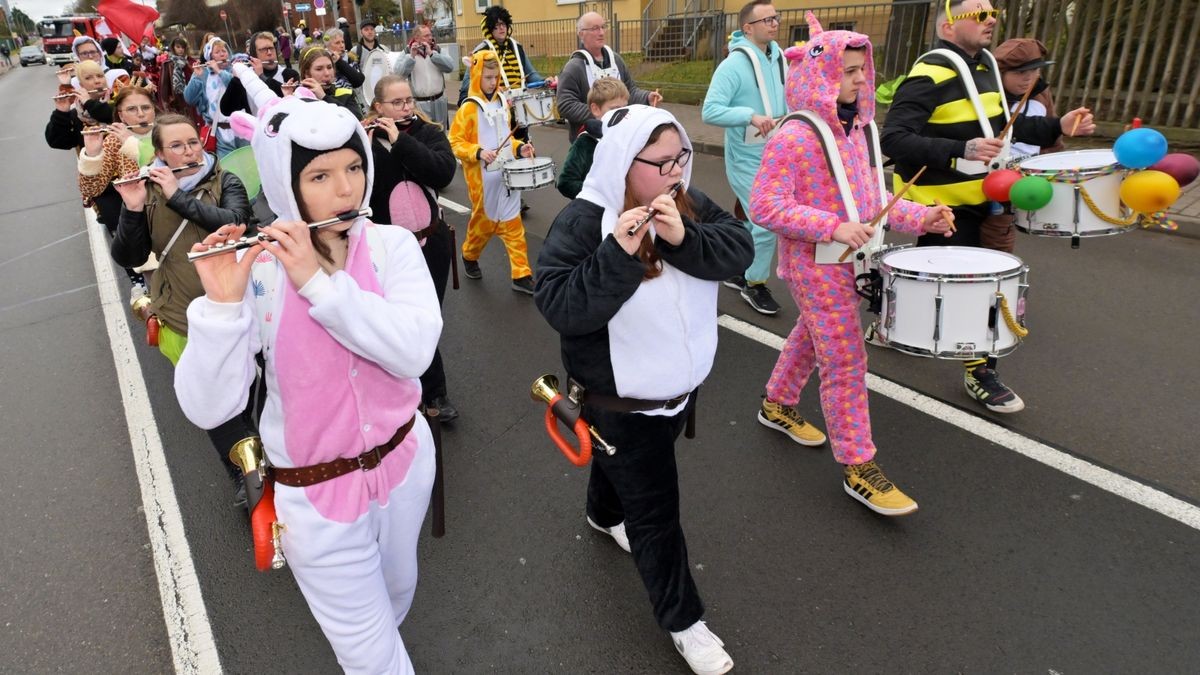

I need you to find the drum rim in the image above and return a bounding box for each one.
[502,157,555,171]
[878,245,1026,281]
[1015,222,1136,237]
[1018,148,1119,175]
[879,338,1021,360]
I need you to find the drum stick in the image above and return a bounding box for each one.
[933,198,957,233]
[839,166,927,262]
[1068,104,1088,137]
[997,87,1034,142]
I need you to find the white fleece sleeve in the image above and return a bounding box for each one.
[173,287,260,430]
[234,62,280,110]
[298,228,443,379]
[77,149,104,176]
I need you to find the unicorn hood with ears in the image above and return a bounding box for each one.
[784,12,876,131]
[226,63,374,225]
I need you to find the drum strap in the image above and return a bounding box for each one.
[730,45,785,122]
[915,48,1008,140]
[574,47,622,89]
[779,111,888,264]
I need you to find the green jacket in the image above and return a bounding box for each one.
[555,132,598,200]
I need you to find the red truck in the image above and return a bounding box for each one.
[39,15,117,66]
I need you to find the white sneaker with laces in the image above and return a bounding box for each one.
[586,516,631,553]
[671,620,733,675]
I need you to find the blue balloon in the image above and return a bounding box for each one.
[1113,128,1169,169]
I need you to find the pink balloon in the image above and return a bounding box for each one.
[1150,153,1200,188]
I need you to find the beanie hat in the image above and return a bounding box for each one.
[100,37,122,54]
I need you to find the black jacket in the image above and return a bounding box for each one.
[368,117,456,227]
[534,190,752,396]
[45,101,114,150]
[218,66,301,116]
[336,58,365,88]
[111,166,251,268]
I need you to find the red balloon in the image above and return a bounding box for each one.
[982,169,1023,202]
[1149,153,1200,188]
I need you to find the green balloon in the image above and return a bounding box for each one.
[1009,176,1054,211]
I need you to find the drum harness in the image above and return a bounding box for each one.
[785,110,1029,341]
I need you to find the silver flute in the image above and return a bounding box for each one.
[82,122,155,134]
[187,208,373,262]
[626,180,686,236]
[112,162,204,186]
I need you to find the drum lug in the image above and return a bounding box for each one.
[988,292,1001,348]
[1072,185,1082,247]
[932,283,943,355]
[1017,279,1029,325]
[884,285,896,332]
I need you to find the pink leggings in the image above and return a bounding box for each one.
[766,267,876,465]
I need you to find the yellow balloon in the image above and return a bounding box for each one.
[1120,170,1181,214]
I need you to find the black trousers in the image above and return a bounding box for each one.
[203,380,260,483]
[419,220,452,403]
[585,398,704,632]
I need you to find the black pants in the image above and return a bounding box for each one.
[203,380,260,483]
[917,205,986,248]
[585,399,704,632]
[419,220,452,403]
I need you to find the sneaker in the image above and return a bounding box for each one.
[671,621,733,675]
[427,395,459,423]
[757,399,827,447]
[511,275,535,295]
[964,366,1025,413]
[864,320,888,348]
[586,516,631,553]
[462,258,482,279]
[843,460,918,516]
[722,275,746,291]
[740,283,780,315]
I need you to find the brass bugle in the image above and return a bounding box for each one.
[627,180,686,236]
[187,208,373,262]
[113,162,204,186]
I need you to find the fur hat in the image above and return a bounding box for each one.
[481,6,514,37]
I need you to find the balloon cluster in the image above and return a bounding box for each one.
[1113,128,1195,214]
[981,127,1198,217]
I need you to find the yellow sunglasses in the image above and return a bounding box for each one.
[945,0,1002,25]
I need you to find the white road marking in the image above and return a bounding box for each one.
[0,283,96,313]
[437,196,472,215]
[717,313,1200,531]
[84,209,222,674]
[0,229,86,270]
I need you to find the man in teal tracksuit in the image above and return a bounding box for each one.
[702,0,786,315]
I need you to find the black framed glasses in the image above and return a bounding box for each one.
[633,148,692,176]
[746,15,781,27]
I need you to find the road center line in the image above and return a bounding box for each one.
[717,313,1200,531]
[83,208,222,674]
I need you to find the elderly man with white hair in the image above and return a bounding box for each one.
[556,11,661,142]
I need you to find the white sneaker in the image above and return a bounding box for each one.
[671,621,733,675]
[586,516,631,553]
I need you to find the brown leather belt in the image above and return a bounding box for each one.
[272,415,416,487]
[415,93,443,102]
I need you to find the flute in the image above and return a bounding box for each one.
[81,122,155,134]
[187,208,373,262]
[52,88,106,100]
[112,162,204,186]
[626,180,686,236]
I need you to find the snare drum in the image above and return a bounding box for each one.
[876,246,1028,359]
[1015,149,1135,238]
[509,89,557,128]
[502,157,556,191]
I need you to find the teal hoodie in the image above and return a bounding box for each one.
[701,31,787,201]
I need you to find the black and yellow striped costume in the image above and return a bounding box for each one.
[482,36,525,91]
[881,40,1061,247]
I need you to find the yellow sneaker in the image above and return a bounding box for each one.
[843,461,918,516]
[758,399,827,447]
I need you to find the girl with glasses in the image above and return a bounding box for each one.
[108,112,256,503]
[535,105,752,675]
[366,75,461,422]
[77,86,160,305]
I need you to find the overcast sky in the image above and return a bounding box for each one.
[11,0,160,22]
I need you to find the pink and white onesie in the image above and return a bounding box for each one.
[749,17,932,466]
[174,86,443,673]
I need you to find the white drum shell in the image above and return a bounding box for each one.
[877,247,1029,359]
[509,90,556,128]
[502,157,556,191]
[1014,149,1131,237]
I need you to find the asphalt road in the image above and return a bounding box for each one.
[1,64,1197,673]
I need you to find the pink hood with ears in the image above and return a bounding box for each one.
[784,12,875,127]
